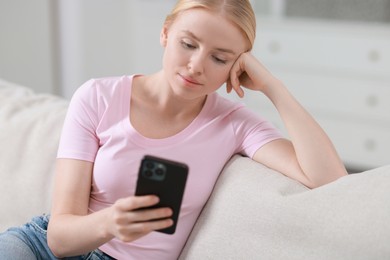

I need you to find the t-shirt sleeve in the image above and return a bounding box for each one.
[231,106,284,158]
[57,79,101,162]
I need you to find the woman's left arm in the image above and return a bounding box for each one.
[228,52,348,188]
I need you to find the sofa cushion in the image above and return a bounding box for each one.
[180,155,390,260]
[0,79,68,231]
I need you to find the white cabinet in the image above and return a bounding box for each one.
[222,18,390,170]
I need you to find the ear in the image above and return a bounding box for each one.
[160,25,169,47]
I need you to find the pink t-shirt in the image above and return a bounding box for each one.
[57,75,282,259]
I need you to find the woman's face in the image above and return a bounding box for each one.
[160,8,248,100]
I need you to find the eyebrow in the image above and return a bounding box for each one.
[182,30,237,55]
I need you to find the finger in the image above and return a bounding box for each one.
[234,83,245,98]
[226,80,232,93]
[129,207,173,223]
[119,218,174,242]
[131,218,174,234]
[229,61,245,98]
[117,195,159,211]
[129,217,174,235]
[229,64,239,87]
[110,204,172,234]
[230,71,244,98]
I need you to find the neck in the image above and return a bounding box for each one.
[134,71,207,119]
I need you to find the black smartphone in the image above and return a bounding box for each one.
[135,155,189,234]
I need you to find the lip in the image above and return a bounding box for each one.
[179,74,202,86]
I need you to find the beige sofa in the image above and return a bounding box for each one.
[1,78,390,260]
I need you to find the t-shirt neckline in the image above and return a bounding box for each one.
[121,75,214,147]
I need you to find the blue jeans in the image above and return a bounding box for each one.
[0,215,115,260]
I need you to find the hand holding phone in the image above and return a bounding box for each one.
[135,155,189,234]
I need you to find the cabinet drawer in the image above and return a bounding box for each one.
[320,117,390,169]
[255,19,390,78]
[265,70,390,122]
[248,108,390,169]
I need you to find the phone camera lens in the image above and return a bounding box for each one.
[145,161,154,169]
[155,168,164,176]
[144,170,153,177]
[142,161,166,181]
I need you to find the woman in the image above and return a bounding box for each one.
[0,0,347,259]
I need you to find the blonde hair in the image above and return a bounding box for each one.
[165,0,256,50]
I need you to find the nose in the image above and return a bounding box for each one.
[187,52,205,75]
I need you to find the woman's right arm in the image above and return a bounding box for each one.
[47,158,173,258]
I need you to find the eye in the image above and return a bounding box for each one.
[181,40,196,50]
[212,56,227,64]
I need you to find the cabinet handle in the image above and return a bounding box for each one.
[366,95,378,107]
[368,49,380,63]
[364,139,377,151]
[268,41,281,54]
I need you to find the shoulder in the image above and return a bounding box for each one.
[66,75,134,122]
[210,93,280,133]
[207,93,265,122]
[206,92,244,118]
[69,75,134,111]
[73,75,133,101]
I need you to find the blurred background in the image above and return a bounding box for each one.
[0,0,389,171]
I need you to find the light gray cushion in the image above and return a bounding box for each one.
[0,79,68,231]
[180,155,390,260]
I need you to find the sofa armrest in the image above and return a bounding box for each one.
[180,155,390,260]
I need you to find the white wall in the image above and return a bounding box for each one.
[0,0,58,94]
[57,0,175,98]
[0,0,175,98]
